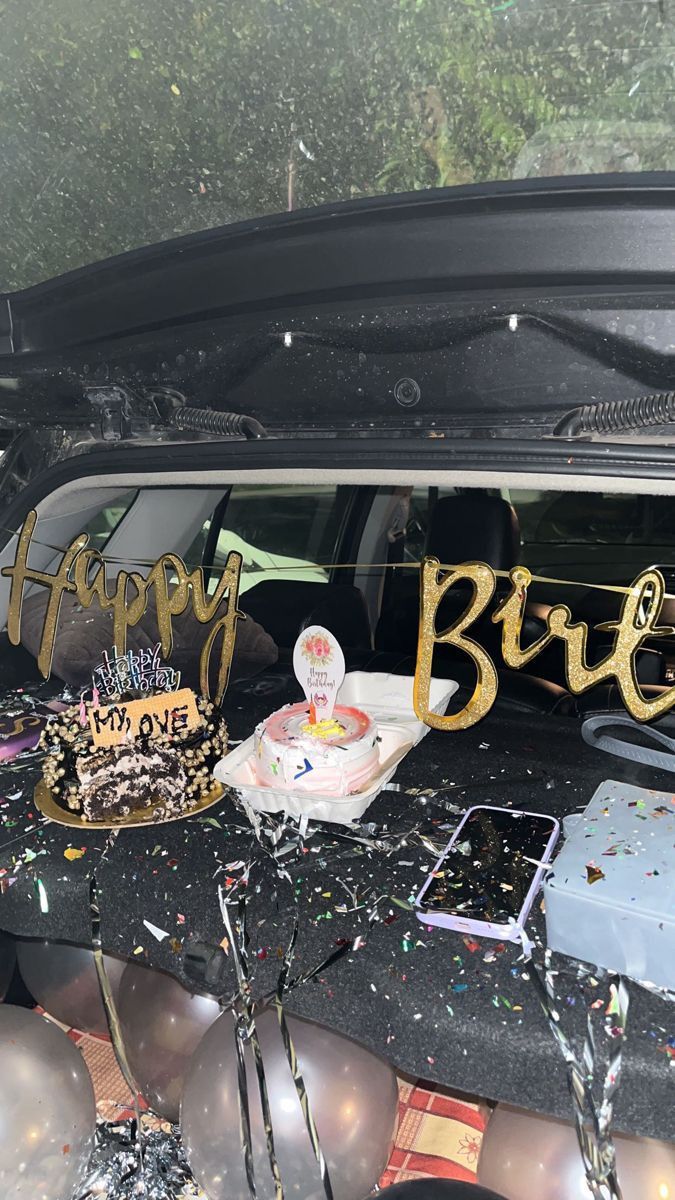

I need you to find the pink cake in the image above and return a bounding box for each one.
[253,703,380,795]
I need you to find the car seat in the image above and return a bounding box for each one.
[375,493,521,660]
[375,492,664,696]
[242,579,372,655]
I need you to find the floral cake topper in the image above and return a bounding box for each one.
[299,631,334,669]
[293,624,345,724]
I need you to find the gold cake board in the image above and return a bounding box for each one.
[34,778,225,830]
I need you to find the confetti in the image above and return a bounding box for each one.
[64,847,85,861]
[35,878,49,912]
[462,936,481,953]
[142,919,170,942]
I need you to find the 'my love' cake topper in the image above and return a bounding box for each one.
[293,625,345,724]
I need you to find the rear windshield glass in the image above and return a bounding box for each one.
[1,0,672,290]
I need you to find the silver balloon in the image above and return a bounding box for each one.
[118,962,221,1122]
[16,938,126,1035]
[181,1007,399,1200]
[478,1103,675,1200]
[0,1004,96,1199]
[0,930,15,1001]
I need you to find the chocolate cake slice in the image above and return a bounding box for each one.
[76,745,187,821]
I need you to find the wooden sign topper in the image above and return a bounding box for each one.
[89,687,201,748]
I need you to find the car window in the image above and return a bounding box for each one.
[513,490,675,551]
[402,487,452,562]
[399,486,675,584]
[505,488,675,584]
[186,485,348,594]
[79,491,138,552]
[1,3,672,290]
[515,491,644,547]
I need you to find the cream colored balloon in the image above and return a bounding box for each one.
[118,961,221,1122]
[0,1005,96,1200]
[16,939,126,1035]
[181,1007,399,1200]
[478,1104,675,1200]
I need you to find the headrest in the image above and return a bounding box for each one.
[243,580,371,650]
[19,590,279,690]
[425,494,520,571]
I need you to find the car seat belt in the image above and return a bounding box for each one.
[581,713,675,773]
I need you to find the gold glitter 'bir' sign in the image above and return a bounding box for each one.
[413,556,675,730]
[2,510,243,705]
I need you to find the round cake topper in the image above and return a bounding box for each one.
[292,625,345,724]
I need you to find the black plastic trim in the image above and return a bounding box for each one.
[329,485,378,587]
[4,174,675,356]
[0,299,12,356]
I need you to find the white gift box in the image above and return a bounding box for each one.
[213,672,457,825]
[544,779,675,991]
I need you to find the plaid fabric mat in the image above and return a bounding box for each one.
[38,1009,485,1187]
[381,1077,485,1186]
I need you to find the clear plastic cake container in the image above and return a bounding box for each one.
[214,722,414,824]
[213,672,456,824]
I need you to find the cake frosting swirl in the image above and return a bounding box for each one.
[254,702,380,795]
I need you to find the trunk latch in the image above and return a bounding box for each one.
[86,385,133,441]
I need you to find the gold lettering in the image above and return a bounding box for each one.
[493,565,675,722]
[493,567,556,668]
[413,557,498,730]
[3,510,84,677]
[72,548,148,656]
[601,572,675,718]
[142,555,191,654]
[9,508,675,725]
[188,553,244,704]
[1,510,244,704]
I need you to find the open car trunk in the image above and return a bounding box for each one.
[0,177,674,1150]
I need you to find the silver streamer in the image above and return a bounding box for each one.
[90,833,145,1176]
[75,1120,200,1199]
[524,941,630,1200]
[219,889,285,1200]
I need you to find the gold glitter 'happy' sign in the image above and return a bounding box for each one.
[2,510,243,704]
[413,556,675,730]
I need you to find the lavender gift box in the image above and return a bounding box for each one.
[543,779,675,991]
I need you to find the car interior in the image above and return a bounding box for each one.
[3,476,675,721]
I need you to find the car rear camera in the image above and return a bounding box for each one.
[393,377,421,407]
